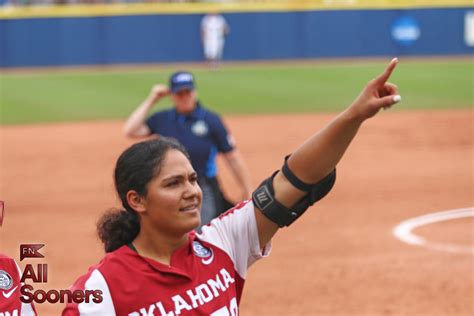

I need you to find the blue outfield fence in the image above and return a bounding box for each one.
[0,7,473,67]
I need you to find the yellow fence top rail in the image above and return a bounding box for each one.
[0,0,473,20]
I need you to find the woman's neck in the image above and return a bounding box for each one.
[132,228,189,266]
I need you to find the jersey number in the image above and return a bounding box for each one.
[210,297,238,316]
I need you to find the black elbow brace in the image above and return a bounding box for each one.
[252,158,336,227]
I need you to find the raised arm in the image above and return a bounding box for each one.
[254,58,401,246]
[123,84,170,138]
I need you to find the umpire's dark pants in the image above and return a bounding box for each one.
[198,177,234,230]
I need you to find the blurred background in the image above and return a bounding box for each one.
[1,2,472,315]
[0,0,472,124]
[0,0,473,68]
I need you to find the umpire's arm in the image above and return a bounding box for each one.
[123,84,169,137]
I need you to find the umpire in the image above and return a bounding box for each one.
[123,71,252,228]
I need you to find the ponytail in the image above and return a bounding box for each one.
[97,209,140,253]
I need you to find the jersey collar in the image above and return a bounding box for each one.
[122,233,201,280]
[174,102,205,122]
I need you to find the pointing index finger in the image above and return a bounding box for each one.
[373,58,398,85]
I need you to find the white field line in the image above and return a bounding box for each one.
[392,207,474,254]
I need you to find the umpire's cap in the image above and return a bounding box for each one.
[169,71,195,93]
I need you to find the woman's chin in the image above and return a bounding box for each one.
[185,216,201,232]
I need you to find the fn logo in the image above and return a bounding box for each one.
[20,244,45,261]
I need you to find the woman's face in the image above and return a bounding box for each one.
[141,149,202,235]
[171,89,197,114]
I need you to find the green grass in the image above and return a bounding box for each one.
[1,59,472,125]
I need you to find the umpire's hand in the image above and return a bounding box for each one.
[149,84,171,104]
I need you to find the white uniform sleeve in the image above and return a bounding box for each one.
[76,269,116,315]
[198,201,271,279]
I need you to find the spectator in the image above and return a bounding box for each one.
[201,12,230,67]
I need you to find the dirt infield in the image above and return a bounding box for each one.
[1,109,472,315]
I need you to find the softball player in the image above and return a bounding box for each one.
[63,59,400,315]
[201,13,229,66]
[123,71,252,228]
[0,254,36,315]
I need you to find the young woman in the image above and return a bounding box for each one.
[63,59,400,315]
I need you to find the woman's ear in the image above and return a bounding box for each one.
[126,190,146,214]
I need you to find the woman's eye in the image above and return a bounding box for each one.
[190,176,198,183]
[166,181,179,187]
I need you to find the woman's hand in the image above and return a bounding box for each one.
[349,58,401,121]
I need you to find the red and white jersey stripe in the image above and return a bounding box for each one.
[63,200,271,315]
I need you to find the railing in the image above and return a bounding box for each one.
[1,0,472,8]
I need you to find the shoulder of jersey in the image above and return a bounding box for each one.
[0,254,17,271]
[201,107,222,122]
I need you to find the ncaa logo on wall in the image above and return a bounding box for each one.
[391,16,421,46]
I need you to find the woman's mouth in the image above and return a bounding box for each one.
[180,204,199,212]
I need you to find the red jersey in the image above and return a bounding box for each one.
[0,254,36,316]
[63,200,271,315]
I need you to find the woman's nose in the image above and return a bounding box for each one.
[184,181,201,198]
